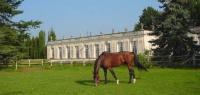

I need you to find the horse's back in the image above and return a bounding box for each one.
[98,51,135,68]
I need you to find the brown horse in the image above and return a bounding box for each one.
[93,51,147,86]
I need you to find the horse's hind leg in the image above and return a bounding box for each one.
[128,69,133,83]
[109,69,119,84]
[103,68,108,84]
[128,68,136,84]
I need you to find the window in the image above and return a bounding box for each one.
[106,43,111,52]
[70,47,73,58]
[131,41,137,54]
[62,47,65,58]
[118,42,123,52]
[51,48,54,59]
[95,44,100,58]
[75,46,79,58]
[59,47,62,59]
[67,46,70,58]
[85,45,89,58]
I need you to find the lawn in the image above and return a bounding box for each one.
[0,64,200,95]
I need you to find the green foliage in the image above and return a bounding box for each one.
[138,53,152,68]
[48,28,56,41]
[0,0,41,64]
[28,31,46,59]
[150,0,199,63]
[38,31,46,59]
[187,0,200,26]
[0,26,18,63]
[134,7,160,31]
[0,0,23,25]
[134,23,142,31]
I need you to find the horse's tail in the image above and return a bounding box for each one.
[133,53,148,71]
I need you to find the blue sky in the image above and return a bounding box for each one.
[15,0,161,39]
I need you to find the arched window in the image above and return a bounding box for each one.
[51,48,54,59]
[117,42,123,52]
[106,43,111,52]
[95,44,100,58]
[59,47,62,59]
[67,46,70,59]
[85,45,89,58]
[131,41,137,54]
[75,46,79,58]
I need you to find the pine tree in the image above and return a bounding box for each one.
[149,0,199,66]
[0,0,41,64]
[48,28,56,41]
[134,7,160,31]
[38,30,46,59]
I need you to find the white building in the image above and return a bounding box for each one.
[47,30,155,60]
[46,30,199,60]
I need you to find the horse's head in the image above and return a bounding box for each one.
[93,72,100,86]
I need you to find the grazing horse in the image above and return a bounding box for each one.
[93,51,147,86]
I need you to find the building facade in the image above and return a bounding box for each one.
[47,30,156,60]
[47,30,199,60]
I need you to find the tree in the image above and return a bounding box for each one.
[185,0,200,26]
[30,37,35,59]
[134,7,160,31]
[28,31,46,59]
[48,28,56,41]
[0,26,18,64]
[149,0,199,66]
[0,0,41,64]
[38,30,46,59]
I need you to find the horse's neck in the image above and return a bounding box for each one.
[95,56,103,74]
[95,61,100,73]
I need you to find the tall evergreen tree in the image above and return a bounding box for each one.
[184,0,200,26]
[48,28,56,41]
[0,0,41,64]
[28,31,46,59]
[35,37,39,59]
[134,7,160,31]
[30,37,35,59]
[149,0,199,65]
[38,30,46,59]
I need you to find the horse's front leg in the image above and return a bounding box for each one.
[109,69,119,85]
[103,68,108,84]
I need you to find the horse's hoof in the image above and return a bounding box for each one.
[133,79,136,84]
[117,80,119,85]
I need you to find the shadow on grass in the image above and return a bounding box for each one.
[75,79,132,86]
[75,80,94,86]
[0,91,23,95]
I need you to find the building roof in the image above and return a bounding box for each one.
[47,30,152,45]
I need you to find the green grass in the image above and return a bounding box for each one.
[0,64,200,95]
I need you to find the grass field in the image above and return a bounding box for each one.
[0,64,200,95]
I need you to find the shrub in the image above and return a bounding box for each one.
[137,53,152,68]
